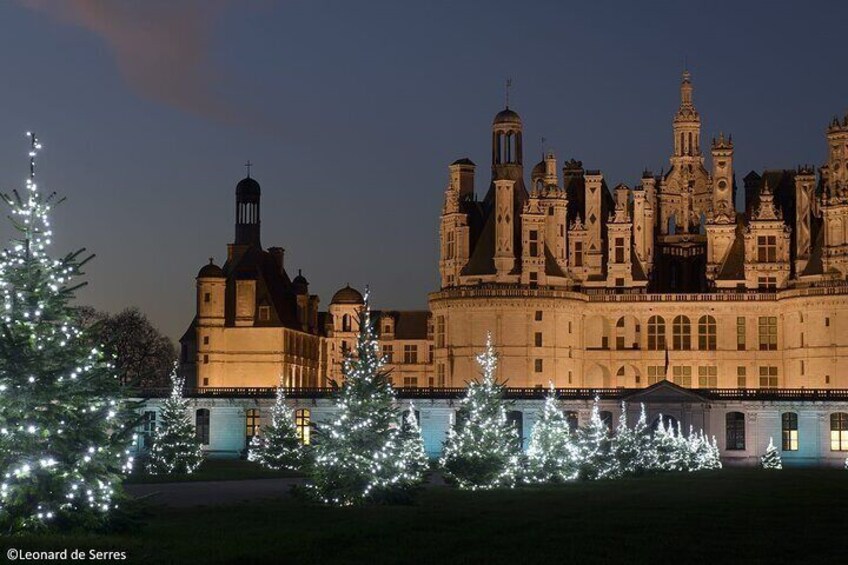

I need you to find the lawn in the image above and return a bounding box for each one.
[124,458,303,484]
[4,468,847,564]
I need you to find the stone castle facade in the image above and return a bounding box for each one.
[180,71,848,393]
[159,72,848,465]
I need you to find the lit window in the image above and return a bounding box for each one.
[758,317,778,351]
[672,315,691,350]
[403,376,418,387]
[759,366,778,388]
[698,315,716,350]
[672,366,691,387]
[757,235,777,262]
[403,345,418,364]
[698,366,717,388]
[736,366,747,388]
[295,409,310,445]
[830,413,848,451]
[382,345,393,364]
[781,412,798,451]
[736,317,746,350]
[726,412,745,450]
[647,316,666,350]
[647,366,664,385]
[245,409,260,440]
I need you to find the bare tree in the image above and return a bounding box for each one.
[78,306,176,388]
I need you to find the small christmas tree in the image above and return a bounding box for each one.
[631,404,658,474]
[0,134,135,532]
[440,334,521,490]
[248,386,305,471]
[308,289,425,505]
[575,398,615,480]
[610,402,640,478]
[760,437,782,470]
[146,366,204,475]
[525,385,578,484]
[398,402,429,480]
[652,416,681,472]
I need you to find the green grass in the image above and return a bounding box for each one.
[4,469,847,564]
[124,458,303,484]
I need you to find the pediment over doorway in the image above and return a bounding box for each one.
[623,380,709,404]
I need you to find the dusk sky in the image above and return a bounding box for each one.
[0,0,846,341]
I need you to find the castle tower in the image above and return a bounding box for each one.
[235,176,261,247]
[711,133,734,217]
[673,71,701,160]
[491,108,525,279]
[743,181,791,289]
[794,166,816,275]
[439,159,474,287]
[821,115,848,277]
[195,259,226,388]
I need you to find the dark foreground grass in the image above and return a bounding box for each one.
[124,458,302,484]
[4,468,847,564]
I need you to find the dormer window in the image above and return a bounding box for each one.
[258,306,270,321]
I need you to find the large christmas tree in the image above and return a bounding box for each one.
[146,366,204,475]
[0,134,134,532]
[248,386,306,471]
[440,334,521,490]
[525,385,578,483]
[308,290,425,505]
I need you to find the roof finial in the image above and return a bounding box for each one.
[505,78,512,108]
[244,160,253,178]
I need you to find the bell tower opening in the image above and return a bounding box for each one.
[235,171,261,247]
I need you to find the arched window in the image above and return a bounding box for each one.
[295,409,311,446]
[195,409,210,445]
[726,412,745,451]
[781,412,798,451]
[672,315,691,350]
[647,316,666,350]
[245,409,260,441]
[615,317,626,350]
[698,315,717,350]
[830,413,848,451]
[342,314,351,332]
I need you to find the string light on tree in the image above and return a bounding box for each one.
[439,334,521,490]
[307,289,426,505]
[146,365,204,475]
[760,437,783,470]
[524,384,578,484]
[248,385,306,472]
[0,133,135,532]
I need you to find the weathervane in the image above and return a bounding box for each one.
[505,78,512,108]
[244,160,253,178]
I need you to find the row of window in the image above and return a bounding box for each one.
[727,412,848,452]
[142,409,848,454]
[381,344,433,364]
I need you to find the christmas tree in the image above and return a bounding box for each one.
[631,404,658,474]
[0,134,134,532]
[146,366,204,475]
[610,402,639,478]
[398,402,429,480]
[760,437,782,470]
[524,385,578,483]
[575,399,615,480]
[440,334,521,490]
[652,416,681,472]
[308,290,425,505]
[248,385,306,471]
